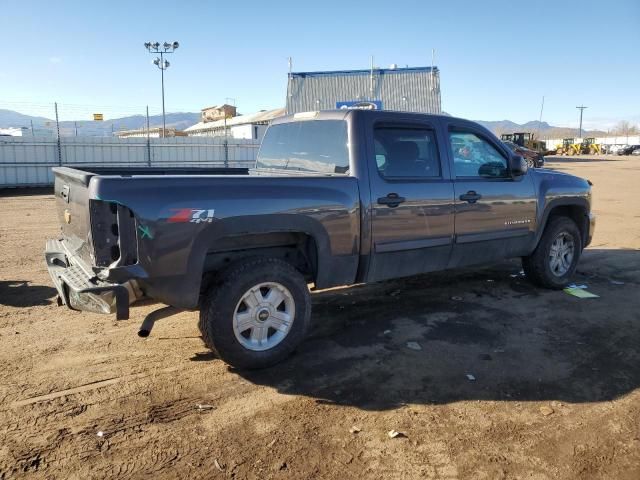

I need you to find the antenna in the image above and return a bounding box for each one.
[537,95,545,139]
[431,48,436,91]
[370,55,374,100]
[287,56,293,103]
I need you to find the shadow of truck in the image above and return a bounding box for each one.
[230,248,640,410]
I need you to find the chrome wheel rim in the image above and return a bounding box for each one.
[233,282,295,351]
[549,232,575,276]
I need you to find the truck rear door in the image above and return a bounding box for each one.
[364,113,455,282]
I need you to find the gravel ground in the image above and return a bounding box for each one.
[0,155,639,479]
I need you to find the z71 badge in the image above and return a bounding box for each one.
[168,208,215,224]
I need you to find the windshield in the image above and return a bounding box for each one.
[256,120,349,174]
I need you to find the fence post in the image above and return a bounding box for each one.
[55,102,62,165]
[146,106,151,167]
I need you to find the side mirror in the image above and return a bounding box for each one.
[509,154,528,176]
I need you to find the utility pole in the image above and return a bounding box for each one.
[30,119,34,137]
[144,41,180,138]
[576,105,588,138]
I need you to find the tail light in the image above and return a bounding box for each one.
[89,200,138,267]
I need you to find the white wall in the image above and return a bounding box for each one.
[188,123,269,141]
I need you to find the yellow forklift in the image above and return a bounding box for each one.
[556,138,581,155]
[580,138,602,155]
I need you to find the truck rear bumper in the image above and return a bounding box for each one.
[45,239,130,320]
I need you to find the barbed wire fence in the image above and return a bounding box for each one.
[0,99,174,137]
[0,100,261,186]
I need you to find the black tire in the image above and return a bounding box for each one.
[522,217,582,289]
[198,257,311,369]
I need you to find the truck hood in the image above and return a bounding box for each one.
[529,168,592,212]
[530,168,591,189]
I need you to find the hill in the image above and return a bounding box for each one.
[0,109,200,136]
[0,108,607,138]
[475,119,606,139]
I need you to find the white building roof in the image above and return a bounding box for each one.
[185,107,285,133]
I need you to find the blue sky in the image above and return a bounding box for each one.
[1,0,638,128]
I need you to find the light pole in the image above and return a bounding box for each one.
[144,41,179,138]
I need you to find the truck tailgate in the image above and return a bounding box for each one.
[53,167,97,267]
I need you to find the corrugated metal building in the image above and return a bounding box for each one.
[286,66,441,114]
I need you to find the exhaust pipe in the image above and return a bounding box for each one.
[138,306,181,338]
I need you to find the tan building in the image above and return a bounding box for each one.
[185,108,285,140]
[201,104,237,123]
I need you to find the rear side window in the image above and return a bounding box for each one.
[256,120,349,174]
[374,127,440,178]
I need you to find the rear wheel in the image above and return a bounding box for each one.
[522,217,582,289]
[199,258,311,369]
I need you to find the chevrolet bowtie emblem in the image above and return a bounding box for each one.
[64,209,71,224]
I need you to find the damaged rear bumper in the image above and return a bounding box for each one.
[45,239,131,320]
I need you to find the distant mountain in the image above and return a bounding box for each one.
[475,119,606,139]
[0,109,200,136]
[56,112,201,137]
[0,109,52,127]
[0,108,608,138]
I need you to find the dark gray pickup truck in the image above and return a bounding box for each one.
[46,110,595,368]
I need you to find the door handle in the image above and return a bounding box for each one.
[377,193,406,208]
[459,191,482,203]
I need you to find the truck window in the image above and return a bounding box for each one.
[256,120,349,174]
[449,131,508,178]
[374,127,440,178]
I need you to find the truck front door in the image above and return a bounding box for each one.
[365,115,455,282]
[445,125,537,267]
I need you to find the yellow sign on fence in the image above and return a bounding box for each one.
[93,113,103,121]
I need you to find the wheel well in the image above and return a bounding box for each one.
[545,205,588,247]
[201,232,318,290]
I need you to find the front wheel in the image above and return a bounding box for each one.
[199,258,311,369]
[522,217,582,289]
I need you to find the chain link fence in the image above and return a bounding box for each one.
[0,101,262,187]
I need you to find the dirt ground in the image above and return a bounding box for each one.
[1,156,639,479]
